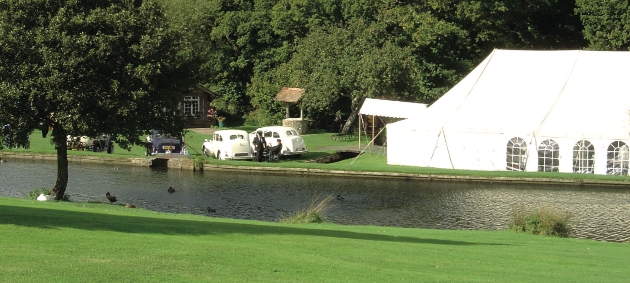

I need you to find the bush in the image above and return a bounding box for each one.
[281,194,337,224]
[28,188,51,200]
[27,188,70,201]
[508,205,571,237]
[242,109,282,127]
[193,157,204,171]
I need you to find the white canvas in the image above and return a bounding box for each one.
[387,49,630,175]
[359,98,427,119]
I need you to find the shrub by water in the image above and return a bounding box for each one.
[508,205,571,237]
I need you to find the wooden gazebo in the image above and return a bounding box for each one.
[274,87,305,119]
[274,87,309,134]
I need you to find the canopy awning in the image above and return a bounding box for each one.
[359,98,427,119]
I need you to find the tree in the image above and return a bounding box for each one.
[576,0,630,50]
[0,0,198,199]
[282,19,423,133]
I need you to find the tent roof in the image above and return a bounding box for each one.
[390,49,630,140]
[360,98,427,119]
[274,87,305,103]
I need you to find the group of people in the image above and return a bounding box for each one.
[87,137,114,153]
[252,131,282,162]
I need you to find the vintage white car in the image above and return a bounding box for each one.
[249,126,308,157]
[202,129,253,160]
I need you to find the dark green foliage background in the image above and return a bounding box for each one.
[155,0,616,125]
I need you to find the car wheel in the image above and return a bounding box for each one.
[202,145,208,156]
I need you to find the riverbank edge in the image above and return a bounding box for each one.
[3,151,630,188]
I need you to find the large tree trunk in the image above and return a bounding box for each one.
[341,107,359,135]
[50,126,68,200]
[341,97,362,135]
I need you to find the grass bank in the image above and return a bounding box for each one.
[1,197,628,282]
[4,128,630,185]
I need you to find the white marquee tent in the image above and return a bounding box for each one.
[387,49,630,175]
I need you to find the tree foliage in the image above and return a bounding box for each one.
[576,0,630,50]
[0,0,198,198]
[285,19,422,114]
[154,0,594,125]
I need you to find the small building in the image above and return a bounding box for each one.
[181,85,215,128]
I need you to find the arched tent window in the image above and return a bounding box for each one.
[538,139,559,172]
[506,137,527,171]
[606,141,629,175]
[573,140,595,174]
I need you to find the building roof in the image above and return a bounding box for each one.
[275,87,305,103]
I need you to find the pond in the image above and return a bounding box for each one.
[1,159,629,242]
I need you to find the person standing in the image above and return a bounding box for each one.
[252,131,266,162]
[145,135,153,156]
[2,123,12,148]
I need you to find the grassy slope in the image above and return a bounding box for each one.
[1,197,628,283]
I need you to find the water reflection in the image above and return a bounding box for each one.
[1,159,629,242]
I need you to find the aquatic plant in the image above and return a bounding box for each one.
[281,193,337,224]
[508,205,571,237]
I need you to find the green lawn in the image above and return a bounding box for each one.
[5,128,630,184]
[1,197,628,283]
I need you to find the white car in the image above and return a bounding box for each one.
[249,126,309,157]
[202,130,253,160]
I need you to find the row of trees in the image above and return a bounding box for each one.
[157,0,628,126]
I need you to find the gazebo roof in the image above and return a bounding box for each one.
[274,87,305,103]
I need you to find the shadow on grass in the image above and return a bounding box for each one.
[0,204,507,246]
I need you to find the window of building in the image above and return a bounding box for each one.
[538,139,559,172]
[606,141,629,175]
[573,140,595,174]
[506,137,527,171]
[183,96,200,116]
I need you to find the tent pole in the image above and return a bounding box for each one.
[359,113,363,150]
[442,130,455,169]
[371,115,375,147]
[376,140,387,158]
[428,130,443,167]
[351,126,386,165]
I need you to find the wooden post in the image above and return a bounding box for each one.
[358,114,362,150]
[285,102,290,119]
[371,115,375,144]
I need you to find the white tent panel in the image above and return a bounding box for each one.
[444,50,579,135]
[408,54,493,132]
[387,49,630,175]
[537,51,630,139]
